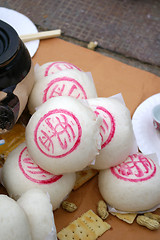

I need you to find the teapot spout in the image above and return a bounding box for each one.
[0,93,19,133]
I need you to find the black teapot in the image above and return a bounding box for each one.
[0,20,35,133]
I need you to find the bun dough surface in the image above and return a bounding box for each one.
[87,98,136,169]
[35,61,82,80]
[26,96,101,174]
[2,142,76,210]
[98,153,160,212]
[28,69,97,114]
[0,195,32,240]
[17,189,57,240]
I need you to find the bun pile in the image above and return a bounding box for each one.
[2,61,159,214]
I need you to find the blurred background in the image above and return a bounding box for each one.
[0,0,160,75]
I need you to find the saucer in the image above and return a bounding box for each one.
[132,93,160,164]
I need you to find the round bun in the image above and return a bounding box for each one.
[26,96,101,174]
[98,153,160,212]
[0,195,32,240]
[28,69,97,114]
[2,142,76,210]
[87,98,135,169]
[17,188,57,240]
[34,61,82,81]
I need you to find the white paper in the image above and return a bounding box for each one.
[86,72,94,82]
[45,214,57,240]
[34,63,40,72]
[90,159,96,165]
[108,203,160,215]
[109,92,126,106]
[45,230,57,240]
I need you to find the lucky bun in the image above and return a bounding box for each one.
[17,188,57,240]
[88,97,136,169]
[28,68,97,114]
[34,61,82,80]
[26,96,102,174]
[2,142,76,210]
[98,153,160,212]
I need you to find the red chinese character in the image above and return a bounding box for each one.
[43,77,87,102]
[44,61,81,76]
[34,109,82,158]
[18,147,62,184]
[111,154,156,182]
[93,106,115,149]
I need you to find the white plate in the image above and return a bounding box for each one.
[0,7,39,57]
[132,93,160,164]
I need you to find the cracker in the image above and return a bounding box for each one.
[57,210,111,240]
[73,169,98,190]
[80,210,111,237]
[111,212,137,224]
[57,218,97,240]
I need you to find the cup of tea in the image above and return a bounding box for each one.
[152,104,160,130]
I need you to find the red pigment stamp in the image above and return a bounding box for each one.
[18,147,62,184]
[43,77,87,102]
[94,106,115,149]
[111,154,156,182]
[34,109,82,158]
[44,61,81,76]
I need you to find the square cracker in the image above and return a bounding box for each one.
[57,218,96,240]
[73,169,98,190]
[57,210,111,240]
[110,212,137,224]
[80,210,111,238]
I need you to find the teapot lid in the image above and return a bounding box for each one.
[0,20,19,65]
[0,20,31,92]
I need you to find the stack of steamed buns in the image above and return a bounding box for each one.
[1,61,160,220]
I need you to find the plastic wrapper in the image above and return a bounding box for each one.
[0,124,25,163]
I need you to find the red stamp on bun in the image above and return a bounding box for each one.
[111,154,156,182]
[34,109,82,158]
[18,147,62,184]
[44,61,81,76]
[43,77,87,102]
[94,106,115,149]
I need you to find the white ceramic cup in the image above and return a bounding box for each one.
[152,104,160,130]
